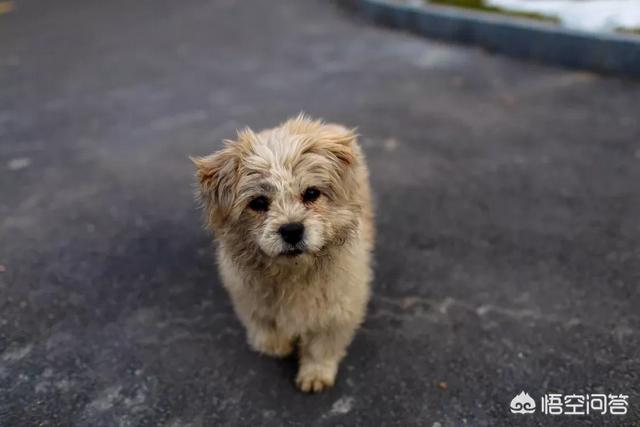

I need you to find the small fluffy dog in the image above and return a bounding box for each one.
[192,115,374,392]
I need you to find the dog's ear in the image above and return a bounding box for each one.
[321,124,358,166]
[191,145,239,226]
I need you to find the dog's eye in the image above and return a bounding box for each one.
[248,196,269,212]
[302,187,321,203]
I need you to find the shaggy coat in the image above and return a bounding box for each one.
[193,115,374,392]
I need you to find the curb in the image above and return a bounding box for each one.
[341,0,640,78]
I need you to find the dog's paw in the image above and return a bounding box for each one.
[295,363,337,393]
[248,332,293,358]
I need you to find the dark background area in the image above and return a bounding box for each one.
[0,0,639,425]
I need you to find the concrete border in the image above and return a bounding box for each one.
[341,0,640,78]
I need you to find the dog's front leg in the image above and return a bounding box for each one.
[245,318,294,358]
[296,322,356,392]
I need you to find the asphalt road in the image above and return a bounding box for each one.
[1,0,639,426]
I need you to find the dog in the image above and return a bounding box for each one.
[192,115,374,392]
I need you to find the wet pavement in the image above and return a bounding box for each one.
[1,0,639,425]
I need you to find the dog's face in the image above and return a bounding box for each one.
[193,116,362,261]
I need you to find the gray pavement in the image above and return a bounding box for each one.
[1,0,639,426]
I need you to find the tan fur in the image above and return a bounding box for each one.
[193,115,374,392]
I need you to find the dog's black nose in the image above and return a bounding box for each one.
[279,222,304,245]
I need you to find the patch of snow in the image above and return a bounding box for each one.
[486,0,640,32]
[329,396,354,415]
[2,343,33,361]
[7,157,31,170]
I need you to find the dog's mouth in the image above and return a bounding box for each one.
[281,248,304,257]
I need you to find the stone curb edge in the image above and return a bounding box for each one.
[340,0,640,78]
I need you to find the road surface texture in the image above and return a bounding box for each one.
[1,0,639,426]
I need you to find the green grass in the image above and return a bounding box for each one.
[616,27,640,36]
[425,0,559,23]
